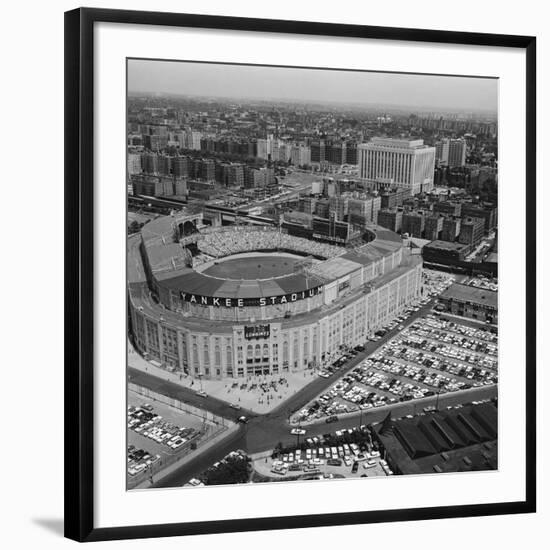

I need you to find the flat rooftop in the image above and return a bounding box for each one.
[363,137,427,149]
[440,283,498,308]
[425,240,469,251]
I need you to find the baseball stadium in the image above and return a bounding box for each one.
[128,211,422,380]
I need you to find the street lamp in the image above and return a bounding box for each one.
[435,388,442,411]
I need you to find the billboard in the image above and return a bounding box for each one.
[244,325,270,339]
[179,285,323,308]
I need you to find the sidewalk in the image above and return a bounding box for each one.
[292,384,498,426]
[132,420,239,490]
[128,340,319,414]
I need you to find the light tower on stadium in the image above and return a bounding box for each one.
[293,256,316,285]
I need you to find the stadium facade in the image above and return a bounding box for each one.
[128,211,422,379]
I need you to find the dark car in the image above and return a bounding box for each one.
[351,461,359,474]
[325,415,339,424]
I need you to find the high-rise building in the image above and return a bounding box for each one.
[141,152,159,174]
[144,134,166,151]
[461,203,497,231]
[435,138,467,168]
[358,138,436,195]
[130,174,187,198]
[435,139,450,166]
[458,217,485,247]
[326,140,346,165]
[424,214,444,241]
[346,194,381,224]
[345,142,358,165]
[291,144,311,167]
[314,199,330,218]
[328,196,348,221]
[300,196,318,215]
[311,140,326,163]
[272,141,292,163]
[441,217,462,242]
[190,131,202,150]
[257,137,274,160]
[245,166,275,188]
[157,155,173,176]
[402,210,426,238]
[200,159,216,182]
[433,201,462,217]
[173,156,190,178]
[217,163,245,187]
[377,208,403,233]
[379,187,411,209]
[127,153,142,175]
[448,139,467,168]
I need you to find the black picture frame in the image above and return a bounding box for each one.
[64,7,537,543]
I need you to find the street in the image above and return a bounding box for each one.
[129,297,496,488]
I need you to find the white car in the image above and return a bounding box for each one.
[290,428,306,435]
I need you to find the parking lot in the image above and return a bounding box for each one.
[463,275,498,292]
[296,312,498,423]
[253,425,392,480]
[127,393,212,479]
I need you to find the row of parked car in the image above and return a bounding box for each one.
[270,436,392,477]
[464,276,498,292]
[417,314,498,344]
[401,327,497,371]
[297,312,498,422]
[313,272,455,382]
[422,269,456,297]
[127,445,160,477]
[407,323,497,357]
[128,404,200,451]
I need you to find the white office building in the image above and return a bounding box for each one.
[290,144,311,167]
[358,138,436,195]
[190,131,202,151]
[257,136,275,160]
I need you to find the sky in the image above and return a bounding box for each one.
[128,59,498,113]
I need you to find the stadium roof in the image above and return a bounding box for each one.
[127,235,147,284]
[137,215,404,300]
[314,257,363,279]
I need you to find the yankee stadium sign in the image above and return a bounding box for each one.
[180,285,323,308]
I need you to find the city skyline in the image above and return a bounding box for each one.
[128,59,498,114]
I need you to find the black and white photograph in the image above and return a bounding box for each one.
[126,59,500,490]
[1,0,545,547]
